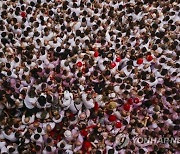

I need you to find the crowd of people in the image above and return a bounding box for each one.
[0,0,179,153]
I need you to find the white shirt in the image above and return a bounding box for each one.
[24,95,37,109]
[82,93,94,109]
[2,131,16,142]
[61,91,73,109]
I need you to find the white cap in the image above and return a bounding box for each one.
[64,130,72,138]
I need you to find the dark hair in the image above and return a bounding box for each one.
[34,134,40,140]
[161,67,168,75]
[120,84,125,89]
[47,138,52,143]
[77,72,82,78]
[108,149,114,154]
[174,125,179,130]
[96,150,102,154]
[9,147,15,153]
[105,70,111,76]
[35,145,41,151]
[14,123,19,128]
[139,148,145,154]
[46,94,52,103]
[152,114,158,120]
[37,127,42,133]
[15,132,20,138]
[58,150,64,154]
[38,96,46,106]
[46,146,51,152]
[60,143,65,148]
[24,131,31,139]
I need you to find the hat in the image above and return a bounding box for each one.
[64,130,72,138]
[87,94,92,99]
[64,61,69,66]
[74,98,81,104]
[108,102,117,110]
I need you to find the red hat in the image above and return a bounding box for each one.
[49,130,55,138]
[77,61,83,67]
[94,102,99,111]
[81,130,88,137]
[82,67,86,73]
[127,98,133,105]
[115,122,122,128]
[137,58,143,65]
[21,12,26,18]
[56,134,61,143]
[69,113,75,118]
[86,125,97,130]
[108,115,117,122]
[146,55,153,61]
[94,51,99,57]
[123,103,130,111]
[110,62,116,68]
[116,56,121,62]
[83,141,92,151]
[134,97,140,104]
